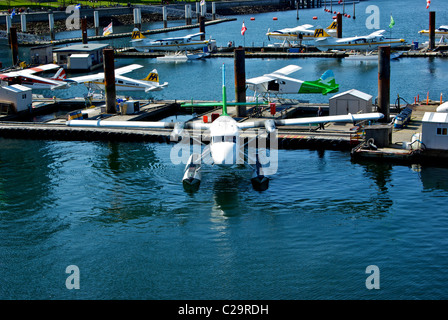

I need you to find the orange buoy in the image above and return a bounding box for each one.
[313,16,318,20]
[273,17,278,20]
[347,15,351,18]
[250,17,255,20]
[332,16,337,19]
[333,11,337,14]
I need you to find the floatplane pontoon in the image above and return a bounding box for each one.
[66,65,383,192]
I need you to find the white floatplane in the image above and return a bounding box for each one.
[65,64,168,93]
[266,21,337,45]
[131,29,217,53]
[66,65,383,191]
[418,25,448,39]
[0,64,68,90]
[313,29,405,52]
[246,65,339,100]
[156,50,210,62]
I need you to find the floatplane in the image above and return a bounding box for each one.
[246,65,339,101]
[313,28,405,52]
[65,64,168,93]
[66,65,383,191]
[0,63,68,90]
[418,25,448,39]
[266,21,337,46]
[131,29,217,53]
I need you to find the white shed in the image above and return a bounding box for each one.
[68,54,92,71]
[422,112,448,150]
[329,89,373,116]
[0,84,32,113]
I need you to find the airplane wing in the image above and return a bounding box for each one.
[367,30,386,38]
[65,72,104,84]
[114,64,143,76]
[289,24,314,32]
[0,64,61,79]
[237,113,384,129]
[246,65,302,85]
[65,64,143,84]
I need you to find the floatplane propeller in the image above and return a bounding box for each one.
[66,64,384,192]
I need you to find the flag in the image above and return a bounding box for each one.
[103,22,113,36]
[200,0,205,5]
[241,22,247,36]
[426,0,431,9]
[10,9,15,19]
[389,15,395,28]
[75,3,81,10]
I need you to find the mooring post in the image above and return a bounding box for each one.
[234,47,247,118]
[337,13,342,38]
[81,18,88,44]
[196,2,201,21]
[212,2,216,20]
[21,14,27,33]
[429,11,435,50]
[103,49,117,114]
[10,27,18,66]
[94,11,100,36]
[353,1,356,19]
[163,6,168,29]
[185,4,192,25]
[49,13,55,41]
[378,46,391,123]
[133,8,141,30]
[199,16,205,40]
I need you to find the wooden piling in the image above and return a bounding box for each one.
[378,46,391,123]
[103,49,117,114]
[185,4,192,25]
[21,14,27,33]
[10,27,18,66]
[429,11,435,50]
[234,47,247,118]
[337,13,342,38]
[94,11,100,36]
[49,13,55,41]
[81,18,88,44]
[199,16,205,40]
[163,6,168,29]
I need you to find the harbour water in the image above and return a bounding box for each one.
[1,0,448,300]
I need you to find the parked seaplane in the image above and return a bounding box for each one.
[246,65,339,100]
[131,29,217,52]
[313,28,405,52]
[65,64,168,93]
[419,25,448,39]
[0,63,68,90]
[66,65,383,191]
[266,21,337,45]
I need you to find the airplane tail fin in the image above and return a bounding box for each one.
[317,70,339,94]
[51,68,66,81]
[326,21,338,31]
[131,28,146,40]
[142,69,159,83]
[313,28,331,38]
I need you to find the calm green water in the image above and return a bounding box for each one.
[1,0,448,300]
